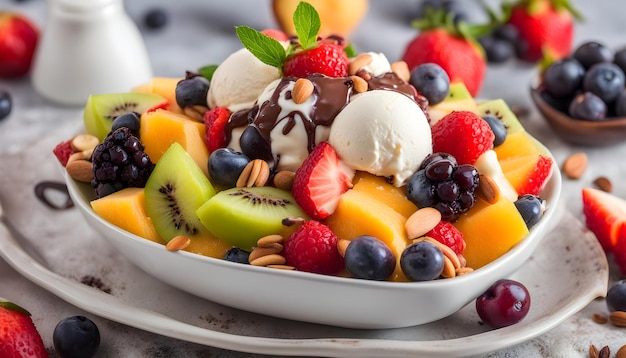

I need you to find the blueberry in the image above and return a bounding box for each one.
[409,63,450,105]
[482,115,507,147]
[607,280,626,312]
[208,148,251,188]
[493,24,520,44]
[0,90,11,121]
[583,62,625,103]
[111,111,141,136]
[479,35,515,64]
[614,48,626,76]
[144,8,168,30]
[53,316,100,358]
[400,241,444,281]
[406,169,436,208]
[239,125,274,164]
[542,58,585,98]
[344,235,396,281]
[224,247,251,264]
[615,89,626,117]
[568,92,607,121]
[573,41,613,69]
[175,75,210,109]
[514,194,543,229]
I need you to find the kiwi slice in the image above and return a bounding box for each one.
[144,142,216,242]
[196,186,307,251]
[476,99,525,135]
[84,92,168,141]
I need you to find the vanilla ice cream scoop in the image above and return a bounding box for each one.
[328,90,432,186]
[208,47,281,112]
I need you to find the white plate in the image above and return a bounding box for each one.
[0,208,607,357]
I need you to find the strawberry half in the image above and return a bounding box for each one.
[402,9,487,97]
[203,106,231,152]
[431,111,494,165]
[292,141,354,219]
[582,187,626,254]
[506,0,581,62]
[0,299,47,358]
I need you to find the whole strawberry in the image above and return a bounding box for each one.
[402,8,487,97]
[506,0,581,62]
[283,220,344,275]
[0,299,47,358]
[236,2,349,78]
[431,111,494,165]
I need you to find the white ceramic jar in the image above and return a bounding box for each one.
[31,0,152,106]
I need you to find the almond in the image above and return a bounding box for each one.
[337,239,351,257]
[562,152,587,179]
[236,159,270,187]
[477,174,499,204]
[610,311,626,327]
[273,171,295,191]
[256,234,284,247]
[66,159,94,182]
[250,253,286,266]
[592,313,608,324]
[349,53,372,75]
[615,344,626,358]
[589,344,599,358]
[165,235,191,251]
[350,75,369,93]
[71,134,99,152]
[390,61,410,82]
[292,78,314,104]
[249,244,283,262]
[405,207,442,240]
[593,176,613,192]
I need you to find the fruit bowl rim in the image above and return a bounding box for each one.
[65,156,562,289]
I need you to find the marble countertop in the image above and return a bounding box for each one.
[2,0,626,357]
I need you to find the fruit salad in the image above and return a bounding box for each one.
[54,2,554,283]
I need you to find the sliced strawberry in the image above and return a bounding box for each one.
[282,41,349,78]
[0,299,47,358]
[431,111,494,165]
[203,106,231,152]
[283,219,344,275]
[53,138,74,166]
[425,221,466,255]
[612,226,626,276]
[516,154,552,196]
[582,187,626,254]
[292,142,354,219]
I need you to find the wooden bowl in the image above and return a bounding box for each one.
[530,84,626,146]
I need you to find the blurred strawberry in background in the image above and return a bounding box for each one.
[0,11,39,78]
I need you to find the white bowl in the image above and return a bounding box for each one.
[65,160,562,329]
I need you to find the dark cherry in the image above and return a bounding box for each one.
[476,279,531,328]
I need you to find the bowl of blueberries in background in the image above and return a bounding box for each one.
[531,41,626,146]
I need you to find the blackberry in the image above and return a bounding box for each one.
[406,152,479,222]
[91,127,154,198]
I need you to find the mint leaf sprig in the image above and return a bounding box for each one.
[235,2,322,74]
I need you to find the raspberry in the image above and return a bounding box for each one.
[431,111,494,165]
[203,106,231,152]
[53,138,74,167]
[283,220,344,275]
[91,127,154,198]
[425,221,466,255]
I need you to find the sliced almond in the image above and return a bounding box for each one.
[478,174,499,204]
[349,53,373,75]
[71,134,100,152]
[66,159,94,182]
[266,264,295,270]
[292,78,314,104]
[440,256,456,278]
[248,244,283,262]
[405,208,442,240]
[350,75,369,93]
[455,267,474,276]
[562,152,587,179]
[256,234,284,247]
[273,171,295,191]
[250,253,286,266]
[166,235,191,251]
[390,61,410,82]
